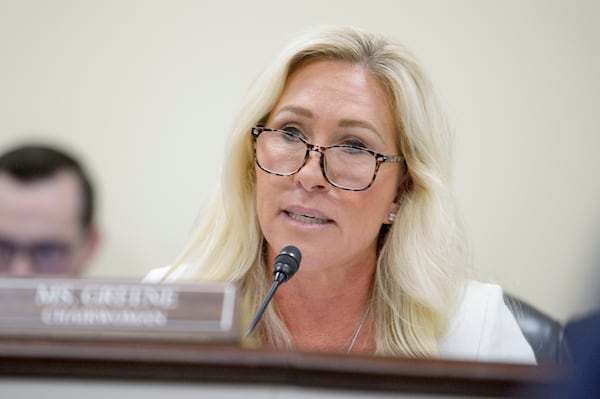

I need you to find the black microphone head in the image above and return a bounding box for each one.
[273,245,301,283]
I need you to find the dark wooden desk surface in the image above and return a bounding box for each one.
[0,336,566,397]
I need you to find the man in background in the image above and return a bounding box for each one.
[0,144,99,276]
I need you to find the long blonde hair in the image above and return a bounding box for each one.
[164,26,469,357]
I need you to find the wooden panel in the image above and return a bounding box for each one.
[0,336,566,397]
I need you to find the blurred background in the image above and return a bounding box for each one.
[1,0,598,323]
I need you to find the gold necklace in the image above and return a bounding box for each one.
[346,302,371,353]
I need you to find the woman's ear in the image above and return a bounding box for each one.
[382,171,411,225]
[383,201,400,225]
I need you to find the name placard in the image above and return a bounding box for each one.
[0,278,240,342]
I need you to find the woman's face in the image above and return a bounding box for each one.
[256,59,402,273]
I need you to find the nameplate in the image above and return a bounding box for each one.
[0,278,240,342]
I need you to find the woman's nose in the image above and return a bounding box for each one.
[293,150,329,191]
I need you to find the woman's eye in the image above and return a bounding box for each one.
[342,138,367,148]
[281,126,303,137]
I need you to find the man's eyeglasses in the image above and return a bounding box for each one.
[0,238,72,275]
[251,127,404,191]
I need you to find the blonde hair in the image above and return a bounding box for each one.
[165,26,469,357]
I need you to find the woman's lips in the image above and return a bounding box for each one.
[284,209,332,224]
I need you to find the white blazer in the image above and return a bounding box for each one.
[438,280,536,364]
[143,267,536,364]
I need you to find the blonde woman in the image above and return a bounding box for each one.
[145,26,535,364]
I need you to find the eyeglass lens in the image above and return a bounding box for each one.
[0,238,71,274]
[255,129,377,190]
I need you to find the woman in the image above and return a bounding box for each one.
[146,26,535,363]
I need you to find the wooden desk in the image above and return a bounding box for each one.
[0,336,565,398]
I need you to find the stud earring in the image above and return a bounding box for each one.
[388,213,396,222]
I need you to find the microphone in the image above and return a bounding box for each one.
[245,245,301,336]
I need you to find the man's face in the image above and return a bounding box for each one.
[0,170,96,276]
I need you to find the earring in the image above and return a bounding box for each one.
[388,213,396,222]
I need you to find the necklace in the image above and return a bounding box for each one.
[346,302,371,353]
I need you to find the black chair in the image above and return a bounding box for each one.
[503,293,571,364]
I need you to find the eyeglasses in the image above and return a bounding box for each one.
[0,238,72,275]
[251,127,404,191]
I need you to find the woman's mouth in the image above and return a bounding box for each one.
[285,210,331,224]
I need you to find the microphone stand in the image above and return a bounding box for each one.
[245,245,301,337]
[245,279,281,336]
